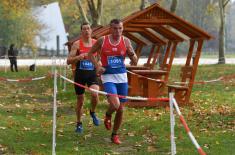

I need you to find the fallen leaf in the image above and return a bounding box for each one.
[23,127,31,131]
[0,127,6,130]
[40,144,46,147]
[66,122,75,125]
[15,104,21,108]
[84,133,92,140]
[127,132,135,137]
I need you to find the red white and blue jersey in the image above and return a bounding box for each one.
[100,35,127,83]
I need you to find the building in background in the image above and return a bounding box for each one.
[34,2,68,55]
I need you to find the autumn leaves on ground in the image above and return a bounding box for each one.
[0,65,234,155]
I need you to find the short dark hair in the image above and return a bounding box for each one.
[81,22,90,30]
[110,19,122,25]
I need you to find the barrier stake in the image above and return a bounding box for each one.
[170,93,176,155]
[52,69,57,155]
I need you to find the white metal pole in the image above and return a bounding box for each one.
[51,56,56,74]
[170,92,176,155]
[59,57,62,86]
[52,69,57,155]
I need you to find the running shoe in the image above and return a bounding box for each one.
[75,123,83,133]
[111,134,121,144]
[90,112,100,126]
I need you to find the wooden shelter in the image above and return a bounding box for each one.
[66,3,212,107]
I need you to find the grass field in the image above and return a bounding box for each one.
[0,65,234,155]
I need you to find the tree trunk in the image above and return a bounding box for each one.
[76,0,89,24]
[170,0,178,13]
[90,0,103,27]
[140,0,147,10]
[96,0,103,25]
[218,0,228,64]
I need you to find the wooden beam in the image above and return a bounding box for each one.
[123,32,147,46]
[141,29,167,44]
[124,27,144,32]
[162,42,172,65]
[150,45,161,69]
[169,23,196,38]
[185,40,204,103]
[130,19,176,25]
[185,40,196,66]
[125,23,159,28]
[153,26,184,41]
[167,42,178,74]
[146,45,156,66]
[135,45,143,63]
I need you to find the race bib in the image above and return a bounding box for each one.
[107,56,124,68]
[79,60,94,70]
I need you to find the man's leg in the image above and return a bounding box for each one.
[111,104,123,144]
[76,94,84,123]
[113,104,123,134]
[14,59,18,72]
[89,84,100,126]
[111,83,128,144]
[10,59,14,72]
[89,84,99,112]
[103,83,119,130]
[75,94,84,133]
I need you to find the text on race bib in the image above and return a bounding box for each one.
[107,56,124,68]
[79,60,94,70]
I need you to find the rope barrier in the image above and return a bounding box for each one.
[127,69,235,85]
[174,73,235,85]
[174,77,223,85]
[59,74,169,102]
[127,70,165,83]
[0,74,50,82]
[171,97,206,155]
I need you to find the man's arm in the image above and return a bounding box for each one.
[88,38,104,68]
[124,37,137,65]
[67,42,85,65]
[88,37,106,75]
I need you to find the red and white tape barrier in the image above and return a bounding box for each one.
[0,75,47,82]
[59,74,169,102]
[172,97,206,155]
[174,77,223,85]
[127,70,165,82]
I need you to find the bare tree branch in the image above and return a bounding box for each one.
[76,0,89,23]
[223,0,230,8]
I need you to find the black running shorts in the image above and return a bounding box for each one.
[74,69,98,95]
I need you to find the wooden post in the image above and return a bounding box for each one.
[146,45,156,67]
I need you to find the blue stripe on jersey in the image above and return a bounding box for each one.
[104,66,126,74]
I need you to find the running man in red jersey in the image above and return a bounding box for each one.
[88,19,137,144]
[67,22,100,133]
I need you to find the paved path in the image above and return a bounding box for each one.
[0,58,234,67]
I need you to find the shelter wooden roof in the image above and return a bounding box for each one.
[92,3,212,44]
[67,3,212,47]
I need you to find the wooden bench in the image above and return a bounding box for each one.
[128,69,168,98]
[168,66,194,105]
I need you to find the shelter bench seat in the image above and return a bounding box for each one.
[167,66,194,105]
[128,69,168,98]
